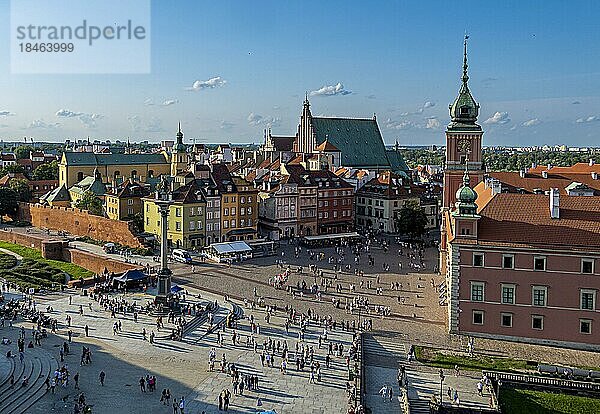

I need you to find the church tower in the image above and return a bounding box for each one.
[171,123,188,176]
[294,93,314,154]
[443,36,484,208]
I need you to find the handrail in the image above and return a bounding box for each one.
[483,370,600,392]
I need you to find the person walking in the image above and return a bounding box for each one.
[99,371,105,386]
[84,325,89,337]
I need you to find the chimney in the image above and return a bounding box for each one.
[519,169,525,178]
[547,164,552,170]
[592,172,598,180]
[492,179,502,196]
[550,188,560,219]
[542,171,548,179]
[590,159,595,166]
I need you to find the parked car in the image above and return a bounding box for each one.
[171,249,192,264]
[103,243,116,254]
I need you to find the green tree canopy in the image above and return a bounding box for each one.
[13,146,35,160]
[395,200,428,239]
[8,179,31,202]
[74,191,104,216]
[0,188,18,221]
[0,164,25,177]
[32,161,59,180]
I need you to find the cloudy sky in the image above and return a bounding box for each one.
[1,0,600,146]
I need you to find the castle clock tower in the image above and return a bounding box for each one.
[443,36,484,208]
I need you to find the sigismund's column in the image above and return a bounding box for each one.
[155,176,173,305]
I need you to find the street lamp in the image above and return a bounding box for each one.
[439,368,445,405]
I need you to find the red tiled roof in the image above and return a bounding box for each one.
[315,140,339,152]
[489,171,600,195]
[477,193,600,248]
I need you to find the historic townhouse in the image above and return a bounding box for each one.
[355,171,423,234]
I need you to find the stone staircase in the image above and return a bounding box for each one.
[183,301,244,345]
[363,333,407,368]
[0,348,58,414]
[408,397,431,414]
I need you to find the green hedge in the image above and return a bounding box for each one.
[0,253,17,269]
[0,241,93,280]
[499,387,600,414]
[414,346,529,372]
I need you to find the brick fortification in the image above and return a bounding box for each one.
[19,203,142,248]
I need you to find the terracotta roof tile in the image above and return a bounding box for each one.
[477,193,600,248]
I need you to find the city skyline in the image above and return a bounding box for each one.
[1,1,600,146]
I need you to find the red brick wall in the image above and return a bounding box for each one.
[0,228,44,249]
[63,248,138,274]
[22,203,142,248]
[0,230,137,275]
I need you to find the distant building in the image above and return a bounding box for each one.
[291,97,410,174]
[355,171,422,234]
[105,180,150,221]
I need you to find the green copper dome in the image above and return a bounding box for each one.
[453,169,479,216]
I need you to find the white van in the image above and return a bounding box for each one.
[171,249,192,264]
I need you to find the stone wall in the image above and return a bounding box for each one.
[20,203,142,248]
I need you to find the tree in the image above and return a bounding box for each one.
[395,200,428,239]
[13,146,35,160]
[74,191,104,216]
[0,164,25,177]
[8,179,32,202]
[0,188,18,222]
[32,161,59,180]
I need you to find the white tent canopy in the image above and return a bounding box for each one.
[210,241,252,254]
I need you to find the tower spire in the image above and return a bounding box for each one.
[462,34,469,84]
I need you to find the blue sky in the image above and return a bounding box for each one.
[1,0,600,146]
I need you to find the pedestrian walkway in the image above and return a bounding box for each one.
[363,333,406,413]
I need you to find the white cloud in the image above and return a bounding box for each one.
[220,120,235,130]
[309,82,352,97]
[161,99,178,106]
[0,111,15,117]
[397,101,436,117]
[247,113,280,127]
[522,118,540,127]
[186,76,227,91]
[576,116,600,123]
[27,119,60,129]
[127,115,142,132]
[384,118,415,130]
[484,111,511,125]
[145,118,164,133]
[144,98,154,106]
[127,115,164,133]
[425,117,441,129]
[56,109,103,128]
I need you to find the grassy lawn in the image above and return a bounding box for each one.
[415,346,531,372]
[0,241,93,280]
[499,387,600,414]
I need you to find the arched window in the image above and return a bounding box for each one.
[77,172,84,181]
[148,170,154,178]
[131,170,138,179]
[113,171,121,180]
